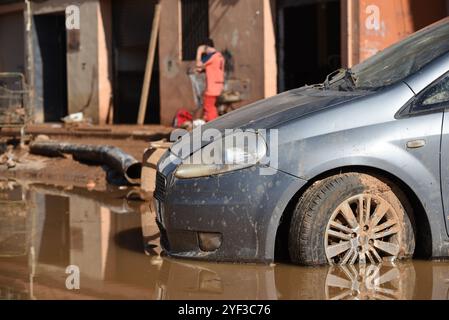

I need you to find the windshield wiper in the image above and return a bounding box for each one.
[323,68,357,91]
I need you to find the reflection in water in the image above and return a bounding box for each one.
[325,264,414,300]
[0,179,448,300]
[0,180,28,258]
[154,260,277,300]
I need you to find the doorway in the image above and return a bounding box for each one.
[112,0,160,124]
[34,13,68,122]
[277,0,341,92]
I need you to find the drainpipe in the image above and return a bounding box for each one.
[29,141,143,185]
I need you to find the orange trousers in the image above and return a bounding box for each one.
[203,94,218,122]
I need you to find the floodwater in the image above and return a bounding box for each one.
[1,180,449,300]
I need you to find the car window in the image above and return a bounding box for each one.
[414,74,449,111]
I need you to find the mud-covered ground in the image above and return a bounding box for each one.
[0,180,449,300]
[0,124,172,191]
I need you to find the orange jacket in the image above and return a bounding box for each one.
[204,52,225,96]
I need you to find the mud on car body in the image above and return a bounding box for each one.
[155,17,449,266]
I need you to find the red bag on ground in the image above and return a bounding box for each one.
[173,108,193,128]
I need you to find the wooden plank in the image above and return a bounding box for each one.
[137,2,161,125]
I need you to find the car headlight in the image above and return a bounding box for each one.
[175,131,267,179]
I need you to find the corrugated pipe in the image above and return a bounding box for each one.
[29,141,142,185]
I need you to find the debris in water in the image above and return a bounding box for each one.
[6,158,16,169]
[86,180,96,191]
[62,112,84,123]
[0,153,7,165]
[35,134,50,142]
[0,141,6,154]
[0,145,17,169]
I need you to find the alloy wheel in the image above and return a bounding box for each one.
[324,194,402,265]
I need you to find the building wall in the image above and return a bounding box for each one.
[31,0,111,124]
[158,0,274,126]
[0,11,24,73]
[355,0,447,64]
[208,0,265,102]
[2,0,447,125]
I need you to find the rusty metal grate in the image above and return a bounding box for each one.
[0,73,30,128]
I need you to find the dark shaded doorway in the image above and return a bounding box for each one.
[112,0,160,124]
[409,0,447,31]
[277,0,341,91]
[38,195,70,267]
[34,14,68,122]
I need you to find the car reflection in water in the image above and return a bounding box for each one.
[324,263,414,300]
[0,179,448,300]
[156,259,421,300]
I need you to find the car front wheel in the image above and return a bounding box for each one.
[288,173,415,266]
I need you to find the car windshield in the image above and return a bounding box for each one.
[328,18,449,91]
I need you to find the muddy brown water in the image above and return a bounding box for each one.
[0,180,448,300]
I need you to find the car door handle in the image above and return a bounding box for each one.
[406,139,426,149]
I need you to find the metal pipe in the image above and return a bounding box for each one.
[29,141,142,184]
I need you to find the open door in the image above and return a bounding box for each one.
[277,0,341,92]
[111,0,160,124]
[34,13,68,122]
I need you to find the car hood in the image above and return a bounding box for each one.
[204,86,369,130]
[170,86,370,159]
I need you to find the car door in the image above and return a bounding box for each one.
[416,73,449,236]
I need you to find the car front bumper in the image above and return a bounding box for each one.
[154,152,307,263]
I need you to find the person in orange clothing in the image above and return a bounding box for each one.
[194,38,225,122]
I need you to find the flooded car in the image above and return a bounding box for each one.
[1,180,449,300]
[155,17,449,265]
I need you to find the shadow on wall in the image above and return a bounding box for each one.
[409,0,448,31]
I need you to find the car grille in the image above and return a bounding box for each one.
[154,171,167,201]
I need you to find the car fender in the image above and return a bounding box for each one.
[275,122,448,257]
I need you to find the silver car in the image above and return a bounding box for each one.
[155,17,449,265]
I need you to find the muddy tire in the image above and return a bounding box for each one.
[288,173,415,266]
